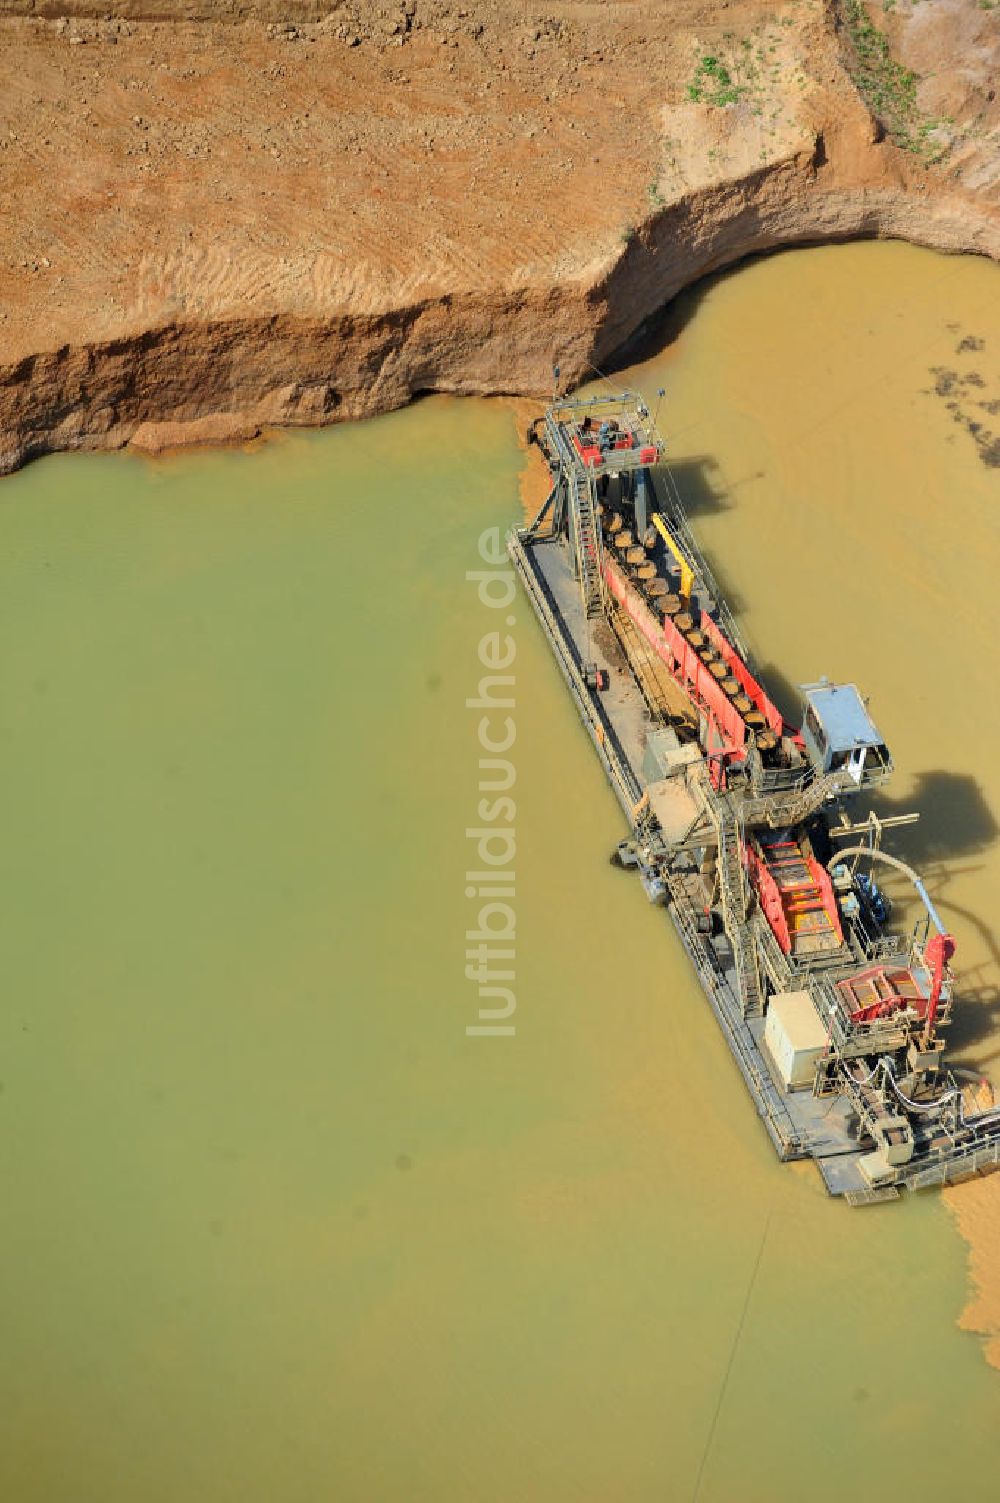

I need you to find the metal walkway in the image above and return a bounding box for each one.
[568,469,604,619]
[700,784,764,1019]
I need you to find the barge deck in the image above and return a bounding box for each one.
[510,390,1000,1202]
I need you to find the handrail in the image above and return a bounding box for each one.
[664,865,802,1154]
[507,530,645,822]
[699,782,763,1016]
[544,394,665,478]
[656,463,756,668]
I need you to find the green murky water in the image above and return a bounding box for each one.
[1,242,999,1501]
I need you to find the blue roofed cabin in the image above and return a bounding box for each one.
[799,681,893,790]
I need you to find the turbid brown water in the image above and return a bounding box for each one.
[616,237,1000,1382]
[1,241,999,1502]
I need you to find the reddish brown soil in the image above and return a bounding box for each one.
[0,0,997,472]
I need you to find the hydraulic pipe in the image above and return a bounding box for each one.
[912,876,946,938]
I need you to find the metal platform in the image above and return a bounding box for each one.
[511,390,1000,1202]
[512,529,867,1177]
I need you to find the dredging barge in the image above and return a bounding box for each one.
[510,389,1000,1204]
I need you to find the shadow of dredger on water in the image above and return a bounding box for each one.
[646,455,753,618]
[657,455,730,521]
[874,770,1000,867]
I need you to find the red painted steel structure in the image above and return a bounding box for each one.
[603,558,747,760]
[602,557,792,790]
[746,843,792,953]
[835,925,954,1036]
[745,842,845,957]
[843,968,929,1024]
[571,431,659,469]
[924,931,956,1040]
[700,612,784,737]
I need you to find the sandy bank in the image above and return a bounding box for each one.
[1,0,998,473]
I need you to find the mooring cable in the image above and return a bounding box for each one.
[691,1209,773,1503]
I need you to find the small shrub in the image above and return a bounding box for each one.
[841,0,947,161]
[687,54,744,108]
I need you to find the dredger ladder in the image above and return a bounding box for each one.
[568,469,604,619]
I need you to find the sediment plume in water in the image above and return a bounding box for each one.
[945,1180,1000,1369]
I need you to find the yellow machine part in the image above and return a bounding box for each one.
[651,512,695,601]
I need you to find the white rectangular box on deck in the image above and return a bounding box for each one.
[764,989,828,1091]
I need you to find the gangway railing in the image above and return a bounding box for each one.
[542,393,665,479]
[745,761,853,823]
[507,529,652,834]
[654,464,755,669]
[903,1136,1000,1191]
[664,866,802,1157]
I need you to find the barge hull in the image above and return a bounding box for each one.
[510,390,1000,1200]
[508,528,879,1187]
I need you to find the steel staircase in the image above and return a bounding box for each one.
[708,790,764,1019]
[568,469,604,619]
[743,766,854,831]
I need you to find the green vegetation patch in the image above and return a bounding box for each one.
[841,0,948,161]
[686,55,744,108]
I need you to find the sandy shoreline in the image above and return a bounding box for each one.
[1,0,999,475]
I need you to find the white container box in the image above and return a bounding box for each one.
[764,989,828,1091]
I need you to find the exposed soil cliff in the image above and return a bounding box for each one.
[0,0,998,472]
